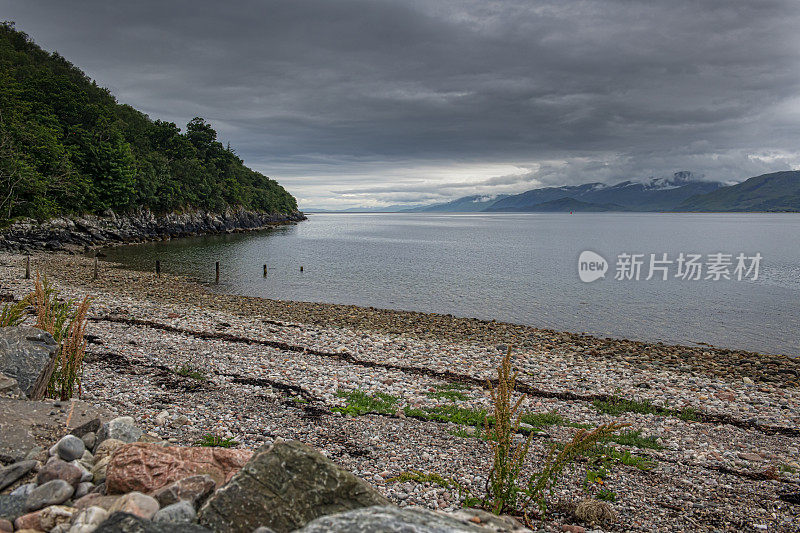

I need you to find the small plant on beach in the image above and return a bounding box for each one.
[593,392,662,416]
[333,389,398,416]
[194,433,239,448]
[33,273,74,343]
[49,296,91,400]
[0,296,28,327]
[521,422,629,518]
[596,489,617,502]
[175,364,207,381]
[594,390,700,422]
[405,404,489,427]
[482,347,533,514]
[603,429,663,450]
[585,464,611,486]
[30,273,91,400]
[676,406,699,421]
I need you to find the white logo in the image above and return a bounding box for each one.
[578,251,608,283]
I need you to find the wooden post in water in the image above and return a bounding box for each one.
[156,260,161,278]
[215,261,220,284]
[93,256,99,280]
[263,264,267,277]
[25,256,30,279]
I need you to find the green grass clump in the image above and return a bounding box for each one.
[175,364,207,381]
[593,395,663,416]
[404,404,489,426]
[0,297,29,327]
[590,445,658,471]
[594,391,701,422]
[597,489,617,502]
[333,389,399,416]
[194,434,239,447]
[604,430,663,450]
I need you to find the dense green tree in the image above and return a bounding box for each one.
[0,22,298,224]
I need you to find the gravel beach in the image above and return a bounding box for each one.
[1,251,798,532]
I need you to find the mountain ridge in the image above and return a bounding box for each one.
[410,171,799,213]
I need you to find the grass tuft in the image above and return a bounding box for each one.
[175,364,207,381]
[0,296,29,327]
[333,389,398,416]
[194,433,239,447]
[594,391,701,422]
[596,489,617,502]
[604,429,663,450]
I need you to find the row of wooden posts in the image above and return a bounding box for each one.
[23,255,303,283]
[154,261,304,282]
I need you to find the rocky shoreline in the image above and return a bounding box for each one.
[1,251,799,532]
[0,209,306,253]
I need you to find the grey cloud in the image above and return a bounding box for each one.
[1,0,799,208]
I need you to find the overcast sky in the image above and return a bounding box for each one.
[3,0,800,208]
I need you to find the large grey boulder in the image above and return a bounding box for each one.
[0,327,58,400]
[198,440,389,533]
[294,506,530,532]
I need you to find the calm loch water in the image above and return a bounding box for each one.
[102,213,800,356]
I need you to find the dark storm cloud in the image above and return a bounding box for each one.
[2,0,799,207]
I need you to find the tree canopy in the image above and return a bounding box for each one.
[0,22,298,223]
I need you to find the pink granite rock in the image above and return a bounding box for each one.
[105,443,252,494]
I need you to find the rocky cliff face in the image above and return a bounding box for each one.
[0,208,306,252]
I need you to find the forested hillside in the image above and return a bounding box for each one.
[0,22,298,224]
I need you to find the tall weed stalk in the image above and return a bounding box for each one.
[33,273,73,343]
[483,346,533,514]
[50,296,90,400]
[31,273,91,400]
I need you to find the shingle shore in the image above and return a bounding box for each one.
[1,252,798,532]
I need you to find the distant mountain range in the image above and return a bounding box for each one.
[407,171,800,213]
[677,171,800,212]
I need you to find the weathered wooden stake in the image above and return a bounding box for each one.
[156,260,161,278]
[215,261,220,284]
[25,256,30,279]
[93,257,99,280]
[263,264,267,277]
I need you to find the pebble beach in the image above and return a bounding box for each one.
[1,251,798,532]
